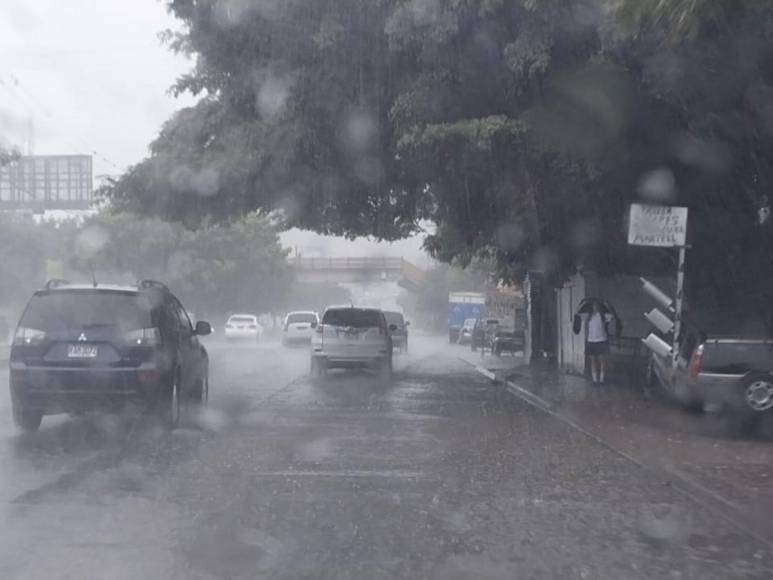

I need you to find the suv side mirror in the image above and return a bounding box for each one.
[311,321,318,329]
[195,321,212,336]
[389,324,398,332]
[404,321,410,327]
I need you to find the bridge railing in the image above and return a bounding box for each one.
[289,257,405,271]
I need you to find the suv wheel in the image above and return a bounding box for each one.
[379,357,393,383]
[158,372,181,428]
[13,403,42,433]
[191,371,209,407]
[743,374,773,413]
[675,381,703,413]
[200,374,209,405]
[311,357,327,379]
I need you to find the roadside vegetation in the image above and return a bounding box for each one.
[98,0,773,322]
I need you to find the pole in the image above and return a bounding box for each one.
[672,246,686,367]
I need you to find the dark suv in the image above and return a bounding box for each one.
[9,280,212,432]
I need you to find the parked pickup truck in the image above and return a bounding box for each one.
[648,330,773,428]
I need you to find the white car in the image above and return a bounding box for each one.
[311,306,393,379]
[224,314,263,341]
[282,311,319,346]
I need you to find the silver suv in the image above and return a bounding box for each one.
[310,307,393,379]
[648,331,773,427]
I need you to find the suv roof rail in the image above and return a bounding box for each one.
[44,278,70,289]
[137,279,169,291]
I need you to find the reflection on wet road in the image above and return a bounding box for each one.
[0,336,771,579]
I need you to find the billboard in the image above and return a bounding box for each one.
[0,155,93,210]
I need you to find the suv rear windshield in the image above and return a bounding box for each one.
[322,309,383,329]
[287,313,317,324]
[229,316,256,324]
[20,290,151,333]
[384,312,404,325]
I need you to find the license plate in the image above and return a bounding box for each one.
[68,344,98,358]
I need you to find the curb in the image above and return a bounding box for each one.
[470,363,555,413]
[459,356,773,550]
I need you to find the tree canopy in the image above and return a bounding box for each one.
[104,0,773,310]
[0,212,294,320]
[72,212,293,317]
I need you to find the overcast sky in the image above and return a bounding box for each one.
[0,0,194,178]
[0,0,428,261]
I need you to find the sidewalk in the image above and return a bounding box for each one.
[457,348,593,410]
[457,346,773,546]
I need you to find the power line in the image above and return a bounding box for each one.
[0,74,125,171]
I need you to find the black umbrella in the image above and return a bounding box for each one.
[575,297,614,316]
[573,297,622,336]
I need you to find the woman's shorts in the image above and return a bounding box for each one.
[586,341,609,356]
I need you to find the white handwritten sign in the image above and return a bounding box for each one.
[628,204,688,247]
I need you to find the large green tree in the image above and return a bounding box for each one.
[105,0,773,313]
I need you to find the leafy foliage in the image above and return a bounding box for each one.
[0,212,294,321]
[74,212,293,317]
[0,215,77,311]
[103,0,773,311]
[0,146,20,167]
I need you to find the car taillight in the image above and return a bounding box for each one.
[138,370,160,384]
[13,327,46,346]
[125,327,161,346]
[689,345,704,378]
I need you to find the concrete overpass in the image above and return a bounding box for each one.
[289,257,426,291]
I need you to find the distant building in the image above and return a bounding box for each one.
[0,155,93,211]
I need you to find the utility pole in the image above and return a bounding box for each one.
[672,246,686,366]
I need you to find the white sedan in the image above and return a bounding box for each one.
[224,314,263,341]
[282,311,319,346]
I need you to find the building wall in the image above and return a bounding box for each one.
[584,273,675,339]
[556,273,675,374]
[0,155,93,210]
[555,274,587,374]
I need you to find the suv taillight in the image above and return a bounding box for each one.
[689,344,704,378]
[13,327,46,346]
[125,327,161,346]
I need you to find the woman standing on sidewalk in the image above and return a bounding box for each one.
[574,299,619,384]
[586,302,610,384]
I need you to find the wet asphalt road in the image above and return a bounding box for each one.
[0,336,772,579]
